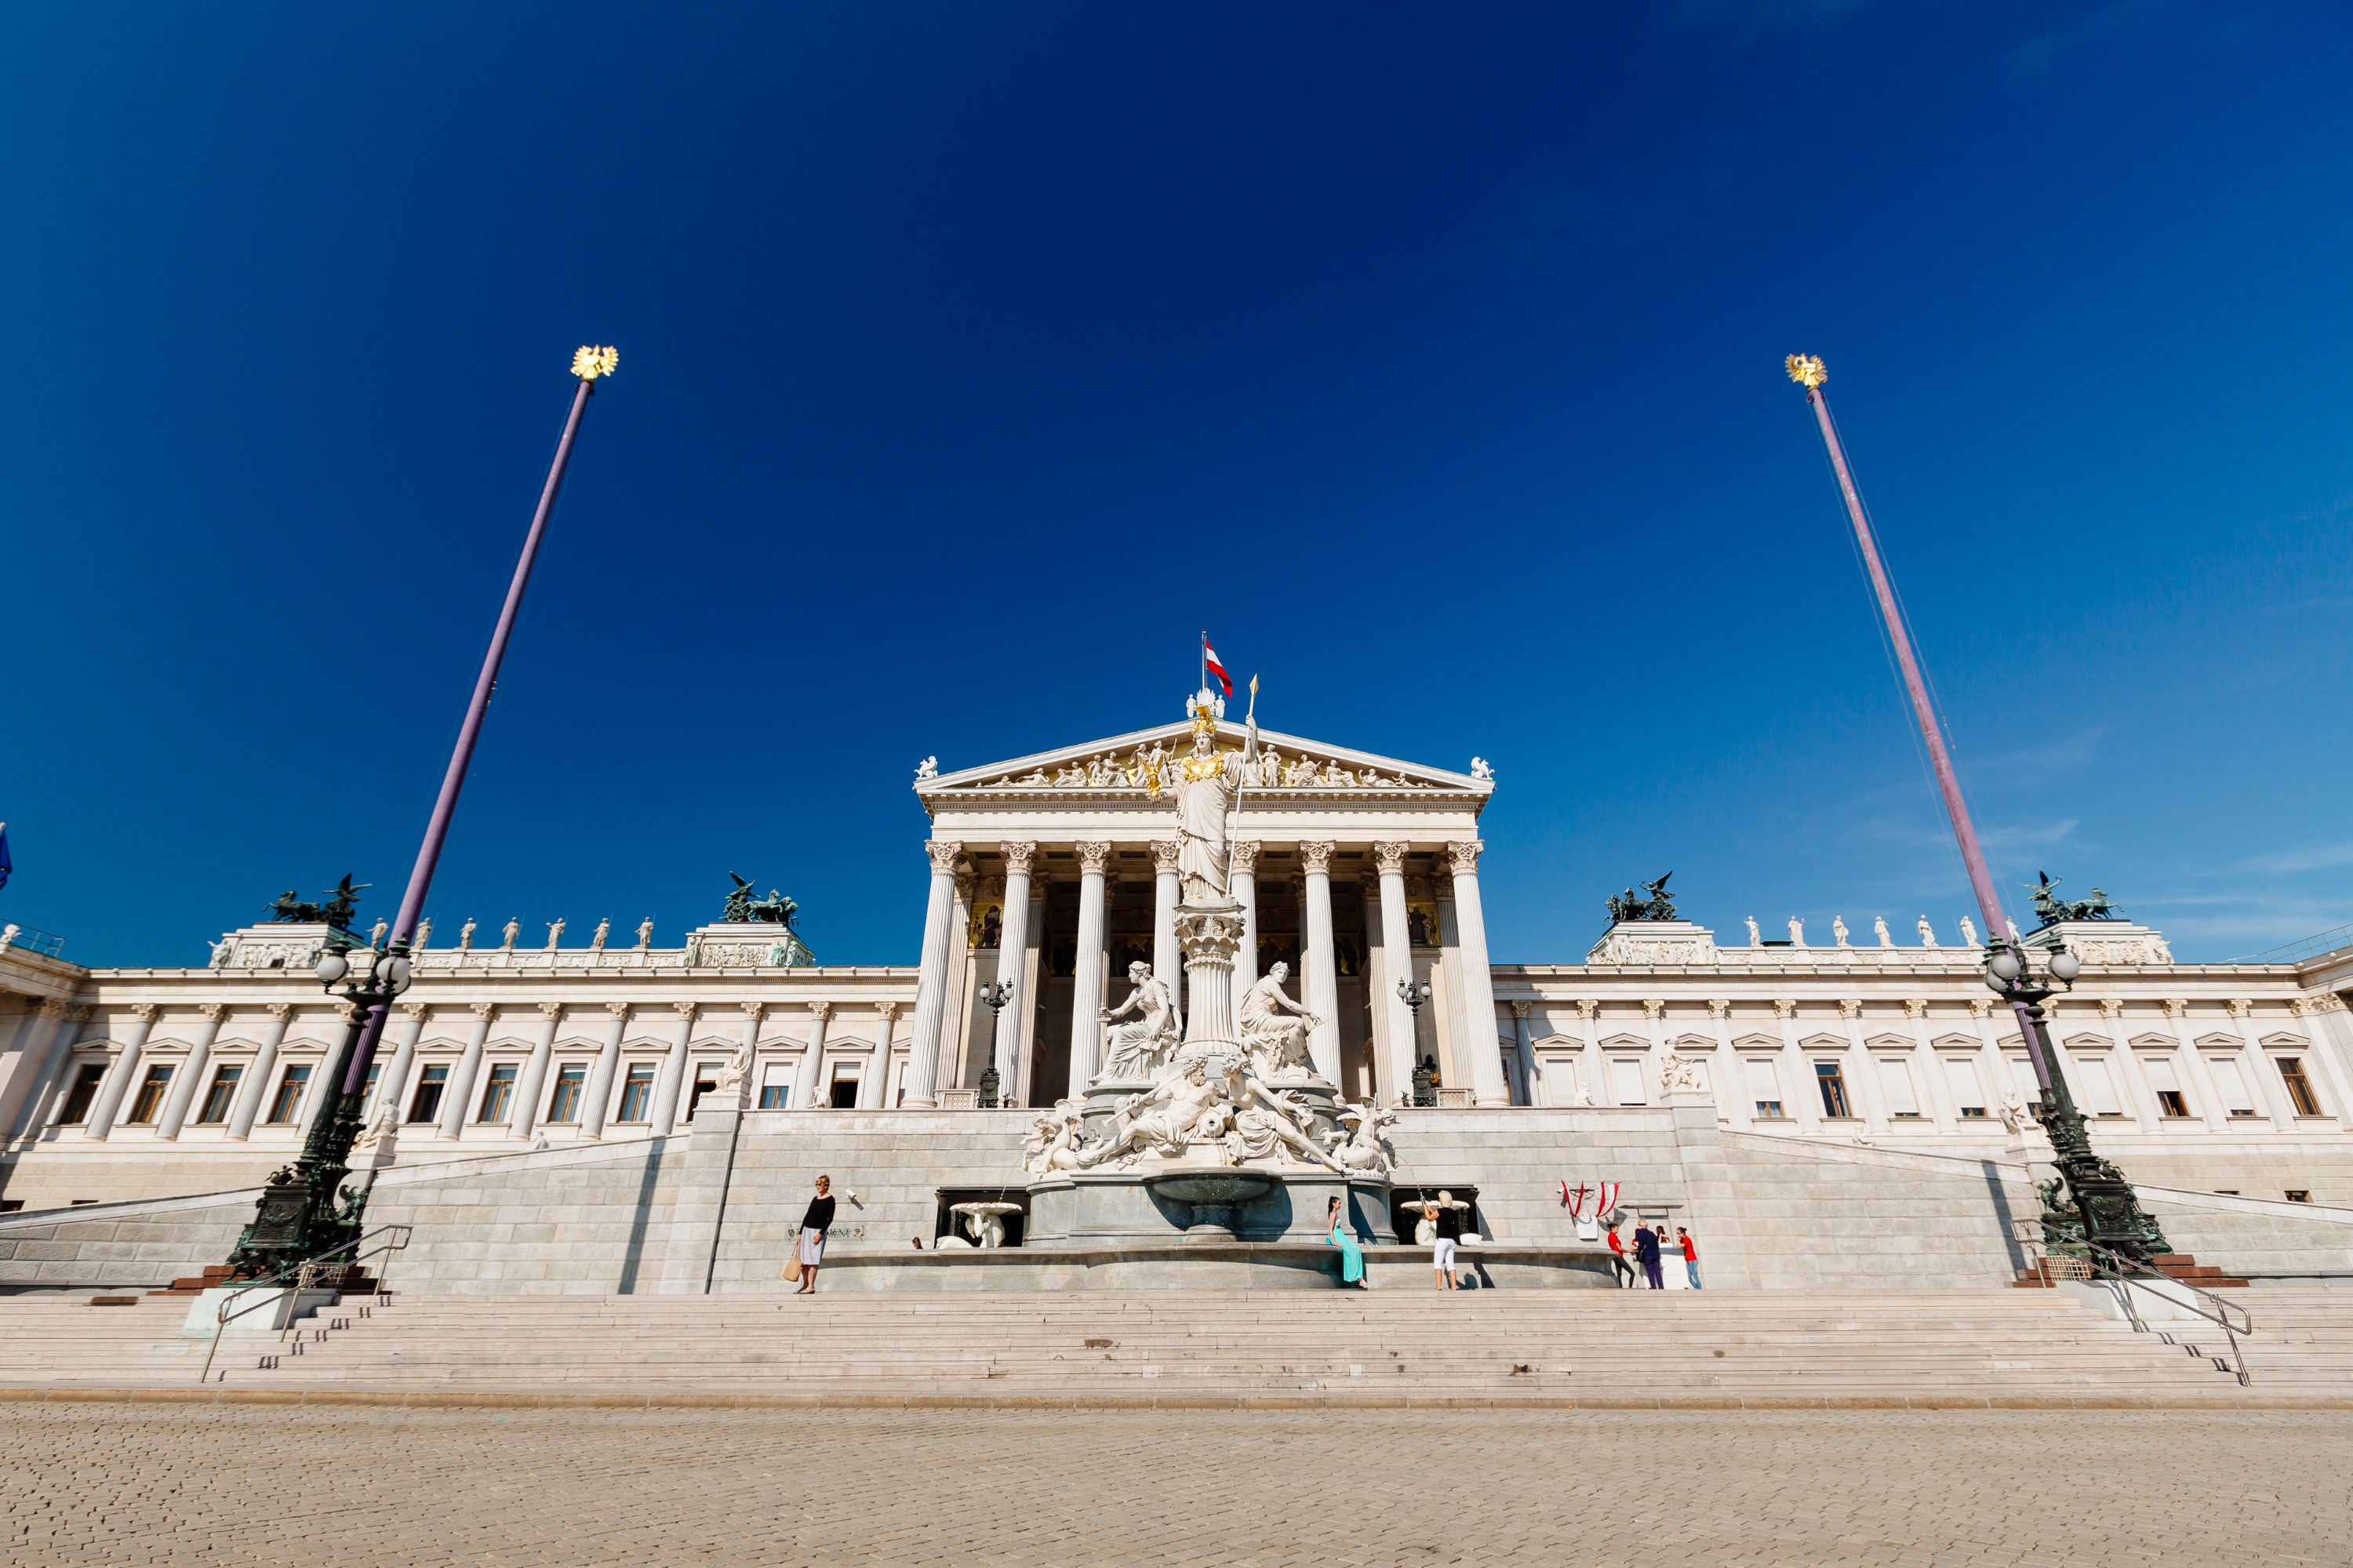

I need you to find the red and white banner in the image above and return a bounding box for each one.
[1202,636,1232,698]
[1595,1181,1621,1221]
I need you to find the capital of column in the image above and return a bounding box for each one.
[2226,997,2252,1018]
[335,1000,362,1022]
[1707,999,1731,1019]
[1444,840,1482,875]
[198,1002,226,1021]
[1642,999,1665,1020]
[605,1000,632,1020]
[1298,841,1336,875]
[1904,999,1928,1019]
[1372,842,1410,875]
[2098,998,2123,1019]
[1838,999,1863,1020]
[1150,839,1181,875]
[537,1000,564,1020]
[1773,999,1797,1020]
[132,1002,158,1022]
[399,1001,428,1020]
[37,998,73,1020]
[672,1001,699,1020]
[1075,841,1112,874]
[1000,841,1038,876]
[2162,998,2188,1018]
[1510,999,1531,1019]
[468,1001,496,1020]
[1969,998,1992,1018]
[1231,840,1261,874]
[926,839,967,876]
[1577,999,1598,1019]
[877,1001,901,1022]
[740,1002,766,1022]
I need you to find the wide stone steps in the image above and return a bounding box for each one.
[2,1286,2329,1402]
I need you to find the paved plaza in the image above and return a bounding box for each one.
[0,1405,2343,1566]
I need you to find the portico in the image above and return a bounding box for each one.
[908,718,1507,1111]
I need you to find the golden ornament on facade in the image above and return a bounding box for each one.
[572,345,620,381]
[1784,353,1827,389]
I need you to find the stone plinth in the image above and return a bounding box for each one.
[1027,1169,1395,1246]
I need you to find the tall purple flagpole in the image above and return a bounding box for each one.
[1787,354,2055,1094]
[338,345,617,1097]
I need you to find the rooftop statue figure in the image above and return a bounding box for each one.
[1604,871,1678,925]
[2029,871,2121,926]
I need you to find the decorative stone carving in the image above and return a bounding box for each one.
[2162,999,2187,1018]
[1660,1054,1707,1093]
[1238,962,1318,1077]
[926,840,966,877]
[1586,922,1716,966]
[1773,999,1796,1020]
[635,918,654,950]
[1838,999,1862,1020]
[2049,926,2175,966]
[2099,999,2123,1019]
[1372,842,1409,875]
[1511,999,1531,1020]
[1904,999,1928,1019]
[1173,722,1238,904]
[132,1003,158,1022]
[1229,841,1261,874]
[1446,841,1483,875]
[198,1002,226,1021]
[1297,841,1335,875]
[2227,998,2252,1018]
[673,1001,699,1020]
[460,919,478,951]
[1076,841,1112,874]
[500,919,520,951]
[1916,917,1938,948]
[537,1001,563,1020]
[1788,918,1806,947]
[1875,916,1893,948]
[1000,841,1038,876]
[1322,1102,1398,1177]
[1641,999,1665,1020]
[415,918,433,950]
[1969,999,1992,1018]
[1150,840,1181,875]
[1471,757,1493,780]
[1959,916,1980,948]
[590,919,609,953]
[546,919,566,951]
[950,1201,1023,1247]
[398,1002,427,1021]
[1099,962,1181,1081]
[1707,999,1731,1020]
[914,756,938,781]
[604,1000,631,1020]
[1832,916,1850,948]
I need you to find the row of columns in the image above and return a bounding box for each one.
[903,837,1510,1108]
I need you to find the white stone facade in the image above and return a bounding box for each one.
[2,716,2351,1213]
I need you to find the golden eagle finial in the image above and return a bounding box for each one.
[572,345,620,381]
[1784,353,1827,389]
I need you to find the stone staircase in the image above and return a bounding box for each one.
[0,1286,2342,1405]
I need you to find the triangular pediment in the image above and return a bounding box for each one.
[918,720,1489,798]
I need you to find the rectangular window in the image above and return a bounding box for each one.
[1876,1058,1922,1118]
[2276,1057,2324,1117]
[828,1071,860,1109]
[197,1064,242,1125]
[1815,1061,1852,1119]
[357,1062,383,1120]
[56,1064,106,1125]
[408,1064,447,1124]
[2143,1056,2191,1119]
[546,1064,587,1124]
[126,1064,174,1125]
[2073,1057,2123,1117]
[1609,1060,1646,1106]
[2286,1189,2311,1203]
[265,1064,312,1125]
[687,1064,720,1119]
[1744,1059,1784,1119]
[476,1064,517,1123]
[1943,1057,1987,1119]
[2206,1057,2259,1117]
[616,1064,656,1123]
[758,1062,791,1111]
[2005,1054,2039,1103]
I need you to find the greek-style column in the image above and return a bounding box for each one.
[649,1002,696,1134]
[791,1002,831,1111]
[2162,999,2228,1130]
[1579,999,1606,1110]
[155,1003,227,1139]
[438,1002,496,1140]
[2098,1000,2162,1130]
[1231,841,1262,993]
[376,1002,428,1128]
[300,1005,359,1137]
[1707,1000,1745,1128]
[0,999,74,1137]
[2228,999,2300,1129]
[1837,999,1888,1130]
[1297,842,1343,1082]
[1066,840,1112,1096]
[903,839,966,1109]
[1444,842,1510,1106]
[2292,996,2353,1127]
[508,1000,564,1140]
[860,1002,900,1108]
[721,1002,765,1111]
[227,1003,294,1141]
[1772,1000,1814,1127]
[1150,840,1182,1001]
[1510,1000,1539,1108]
[82,1003,158,1141]
[995,842,1037,1097]
[1903,1001,1955,1129]
[582,1001,629,1137]
[1372,842,1416,1104]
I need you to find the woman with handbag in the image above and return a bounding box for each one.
[790,1174,835,1295]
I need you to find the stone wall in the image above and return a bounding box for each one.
[0,1189,260,1288]
[1715,1134,2038,1290]
[2136,1187,2353,1276]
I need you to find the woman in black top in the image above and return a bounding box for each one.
[795,1175,835,1294]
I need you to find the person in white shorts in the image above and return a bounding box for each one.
[1427,1191,1464,1290]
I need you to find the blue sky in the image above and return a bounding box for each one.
[4,2,2349,968]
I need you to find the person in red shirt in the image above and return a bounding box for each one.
[1605,1222,1635,1288]
[1678,1225,1702,1290]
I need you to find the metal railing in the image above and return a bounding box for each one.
[0,924,66,959]
[197,1224,412,1384]
[2079,1238,2254,1386]
[2236,922,2353,966]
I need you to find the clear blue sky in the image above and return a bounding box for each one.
[5,2,2348,968]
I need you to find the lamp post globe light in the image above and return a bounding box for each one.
[225,920,416,1277]
[1980,940,2167,1264]
[1397,977,1435,1108]
[976,979,1012,1108]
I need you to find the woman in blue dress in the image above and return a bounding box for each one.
[1326,1195,1368,1289]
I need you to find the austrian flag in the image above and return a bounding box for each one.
[1202,637,1232,698]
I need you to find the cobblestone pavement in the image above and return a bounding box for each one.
[2,1406,2344,1566]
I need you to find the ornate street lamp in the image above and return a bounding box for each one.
[1789,353,2164,1264]
[224,347,617,1276]
[977,979,1012,1108]
[1397,977,1435,1107]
